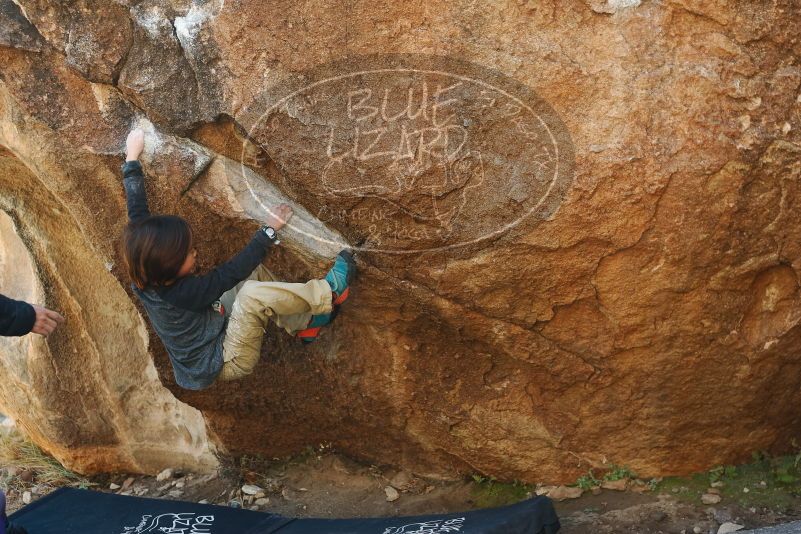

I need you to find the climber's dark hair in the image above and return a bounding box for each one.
[122,215,193,289]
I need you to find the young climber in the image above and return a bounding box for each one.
[120,129,355,390]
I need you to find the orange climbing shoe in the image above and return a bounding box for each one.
[296,250,356,343]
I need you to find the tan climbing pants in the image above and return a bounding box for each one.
[218,265,332,381]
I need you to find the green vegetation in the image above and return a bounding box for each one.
[656,452,801,510]
[469,454,801,511]
[471,463,641,508]
[575,469,601,490]
[604,464,637,481]
[469,475,533,508]
[572,464,637,490]
[708,464,737,484]
[0,430,89,489]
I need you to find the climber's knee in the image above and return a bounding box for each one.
[232,280,262,312]
[220,338,262,381]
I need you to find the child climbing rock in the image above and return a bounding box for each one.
[120,128,355,390]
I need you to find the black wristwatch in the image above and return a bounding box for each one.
[261,225,280,244]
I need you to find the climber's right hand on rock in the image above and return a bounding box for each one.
[31,305,65,336]
[125,128,145,162]
[266,203,293,231]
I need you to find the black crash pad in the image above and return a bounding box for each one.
[9,487,560,533]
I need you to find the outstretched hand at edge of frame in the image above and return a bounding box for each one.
[31,305,65,336]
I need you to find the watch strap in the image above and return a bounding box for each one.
[261,225,280,245]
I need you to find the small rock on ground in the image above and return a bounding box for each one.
[601,479,628,491]
[385,486,400,502]
[701,493,722,505]
[547,486,583,500]
[714,509,733,524]
[649,511,668,522]
[241,484,263,496]
[156,468,173,482]
[718,523,744,534]
[389,471,413,491]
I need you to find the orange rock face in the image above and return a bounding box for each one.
[0,0,800,483]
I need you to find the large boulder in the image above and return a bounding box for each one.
[0,147,217,474]
[0,0,800,482]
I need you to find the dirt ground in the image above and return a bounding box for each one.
[4,446,801,534]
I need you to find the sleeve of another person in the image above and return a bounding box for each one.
[0,294,36,337]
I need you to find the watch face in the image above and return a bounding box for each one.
[264,227,276,238]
